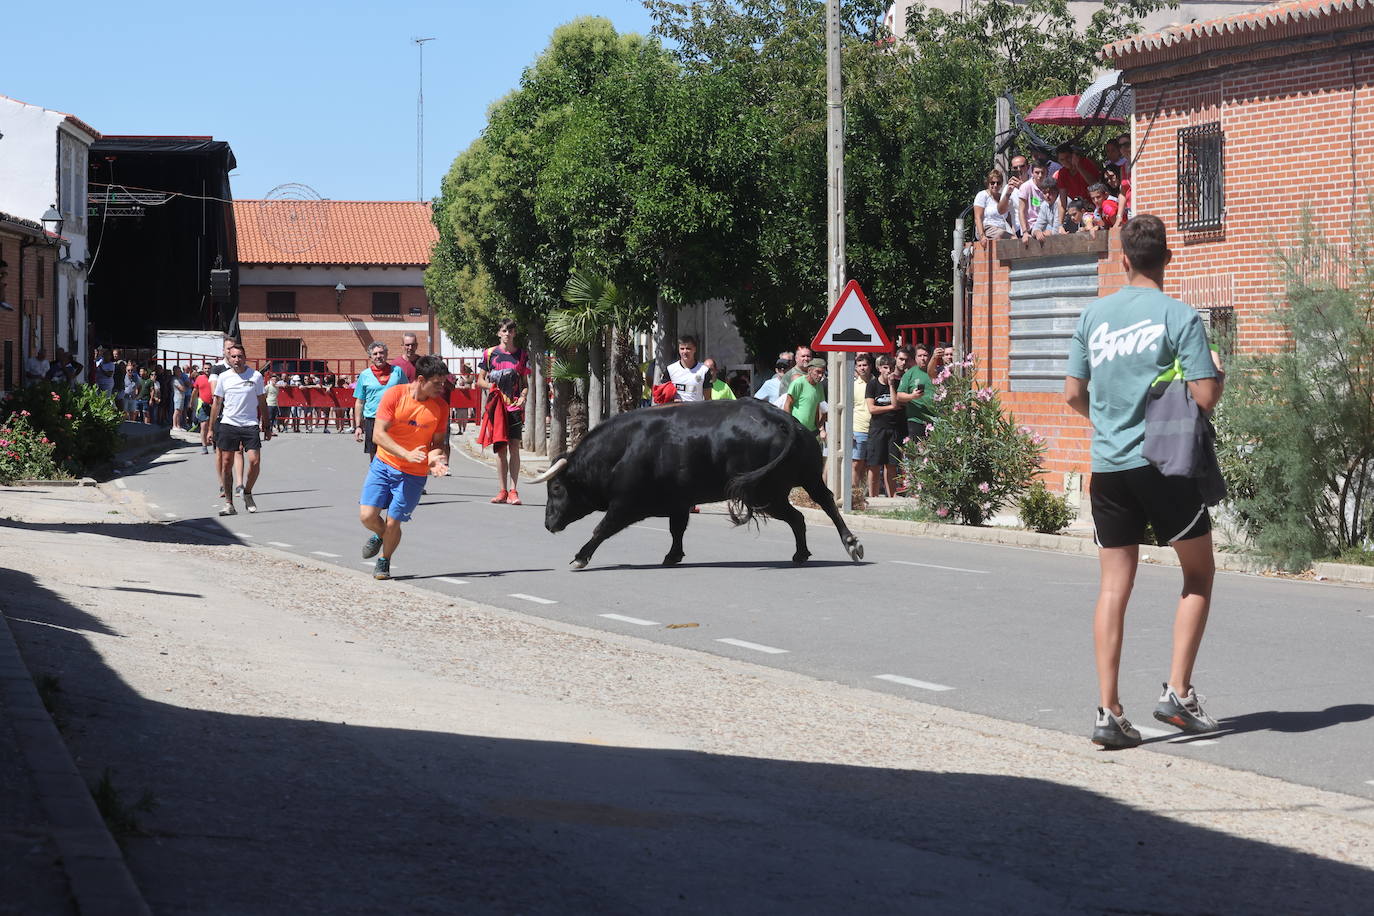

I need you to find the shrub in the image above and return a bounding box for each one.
[898,358,1045,525]
[1018,479,1075,533]
[0,412,67,484]
[1,382,123,474]
[1217,209,1374,571]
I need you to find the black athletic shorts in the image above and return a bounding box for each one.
[1090,464,1211,548]
[495,411,523,449]
[215,424,262,453]
[362,416,378,456]
[865,425,900,467]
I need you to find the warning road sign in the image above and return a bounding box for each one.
[810,280,893,353]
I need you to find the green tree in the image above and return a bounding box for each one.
[1217,210,1374,570]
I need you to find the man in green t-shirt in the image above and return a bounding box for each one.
[895,344,936,442]
[703,358,736,401]
[782,357,825,433]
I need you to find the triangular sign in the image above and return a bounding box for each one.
[810,280,893,353]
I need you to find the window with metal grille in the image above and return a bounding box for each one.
[1177,123,1224,232]
[266,291,296,317]
[371,291,401,317]
[264,338,301,360]
[1199,305,1235,360]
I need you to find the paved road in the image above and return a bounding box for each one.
[123,430,1374,801]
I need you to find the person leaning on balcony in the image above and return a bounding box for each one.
[1027,179,1062,242]
[973,169,1011,247]
[1054,143,1102,205]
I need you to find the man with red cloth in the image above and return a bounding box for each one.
[1054,143,1102,209]
[477,318,530,505]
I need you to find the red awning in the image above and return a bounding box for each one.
[1024,94,1126,127]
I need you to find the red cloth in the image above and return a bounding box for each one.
[652,381,678,405]
[1056,156,1101,203]
[476,390,510,447]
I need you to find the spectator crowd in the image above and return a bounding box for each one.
[972,135,1132,248]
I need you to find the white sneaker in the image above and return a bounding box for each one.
[218,503,237,517]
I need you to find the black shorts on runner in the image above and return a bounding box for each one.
[215,423,262,453]
[865,426,899,467]
[1090,464,1211,548]
[362,416,378,456]
[495,411,523,449]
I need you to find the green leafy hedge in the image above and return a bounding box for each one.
[1,383,124,475]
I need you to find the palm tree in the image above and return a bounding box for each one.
[548,269,639,448]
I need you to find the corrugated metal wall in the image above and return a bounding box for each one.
[1007,254,1099,392]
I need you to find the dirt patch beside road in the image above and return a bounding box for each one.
[3,483,1373,913]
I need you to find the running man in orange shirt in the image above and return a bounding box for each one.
[359,355,451,580]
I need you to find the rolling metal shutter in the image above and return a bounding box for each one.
[1008,254,1098,392]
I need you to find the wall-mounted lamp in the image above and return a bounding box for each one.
[40,205,63,244]
[335,281,347,307]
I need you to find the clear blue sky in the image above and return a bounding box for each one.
[6,0,656,202]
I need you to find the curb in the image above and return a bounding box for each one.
[0,611,152,916]
[11,478,97,488]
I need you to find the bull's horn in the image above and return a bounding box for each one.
[528,457,568,484]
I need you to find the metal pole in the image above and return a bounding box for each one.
[951,217,965,365]
[825,0,849,511]
[414,37,435,202]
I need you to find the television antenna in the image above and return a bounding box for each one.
[414,37,436,202]
[257,183,327,255]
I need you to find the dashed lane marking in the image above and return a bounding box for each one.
[234,532,254,538]
[716,638,788,655]
[510,593,557,605]
[890,560,989,575]
[1136,725,1172,739]
[267,541,293,548]
[164,513,178,519]
[147,503,159,508]
[436,577,469,586]
[874,674,954,692]
[114,480,127,489]
[312,551,341,558]
[600,614,660,626]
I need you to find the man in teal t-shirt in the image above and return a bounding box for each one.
[895,344,936,441]
[1063,213,1225,753]
[783,358,825,432]
[352,341,405,459]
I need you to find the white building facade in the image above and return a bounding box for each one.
[0,94,99,367]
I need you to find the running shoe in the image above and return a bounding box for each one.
[218,503,237,517]
[201,445,209,455]
[505,489,522,505]
[235,484,244,495]
[243,492,257,514]
[373,556,391,580]
[491,489,509,504]
[362,534,383,559]
[1091,707,1142,749]
[1153,684,1219,733]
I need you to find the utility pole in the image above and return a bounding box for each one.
[414,37,436,202]
[825,0,850,511]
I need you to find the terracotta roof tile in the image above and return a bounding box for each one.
[233,200,438,266]
[1104,0,1374,68]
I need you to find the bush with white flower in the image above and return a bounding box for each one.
[898,356,1046,526]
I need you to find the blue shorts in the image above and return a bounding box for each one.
[359,459,426,523]
[851,431,868,461]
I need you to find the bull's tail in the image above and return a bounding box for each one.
[724,443,792,528]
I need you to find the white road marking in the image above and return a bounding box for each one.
[312,551,341,558]
[890,560,988,575]
[874,673,954,692]
[600,613,660,626]
[436,577,469,586]
[147,503,159,508]
[1136,725,1172,739]
[114,480,127,489]
[631,524,669,534]
[267,541,293,548]
[234,532,254,538]
[716,638,788,655]
[1365,780,1374,786]
[164,513,178,519]
[510,593,557,605]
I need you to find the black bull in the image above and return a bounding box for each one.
[529,398,864,569]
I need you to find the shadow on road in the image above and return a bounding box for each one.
[4,564,1371,915]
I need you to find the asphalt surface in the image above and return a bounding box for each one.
[122,429,1374,802]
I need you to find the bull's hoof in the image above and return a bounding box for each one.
[570,558,588,570]
[662,551,684,566]
[846,538,864,562]
[792,550,811,565]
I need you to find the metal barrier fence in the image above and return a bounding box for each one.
[893,322,954,351]
[264,386,481,431]
[155,352,481,382]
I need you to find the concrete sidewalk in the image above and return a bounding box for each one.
[2,476,1374,911]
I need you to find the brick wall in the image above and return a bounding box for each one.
[968,39,1372,490]
[0,231,59,390]
[238,281,433,371]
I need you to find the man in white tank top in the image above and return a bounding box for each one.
[666,335,711,402]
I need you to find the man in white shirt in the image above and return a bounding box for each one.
[24,348,49,385]
[208,343,271,516]
[666,336,711,402]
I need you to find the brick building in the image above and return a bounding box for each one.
[969,0,1374,496]
[0,213,62,394]
[232,200,439,375]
